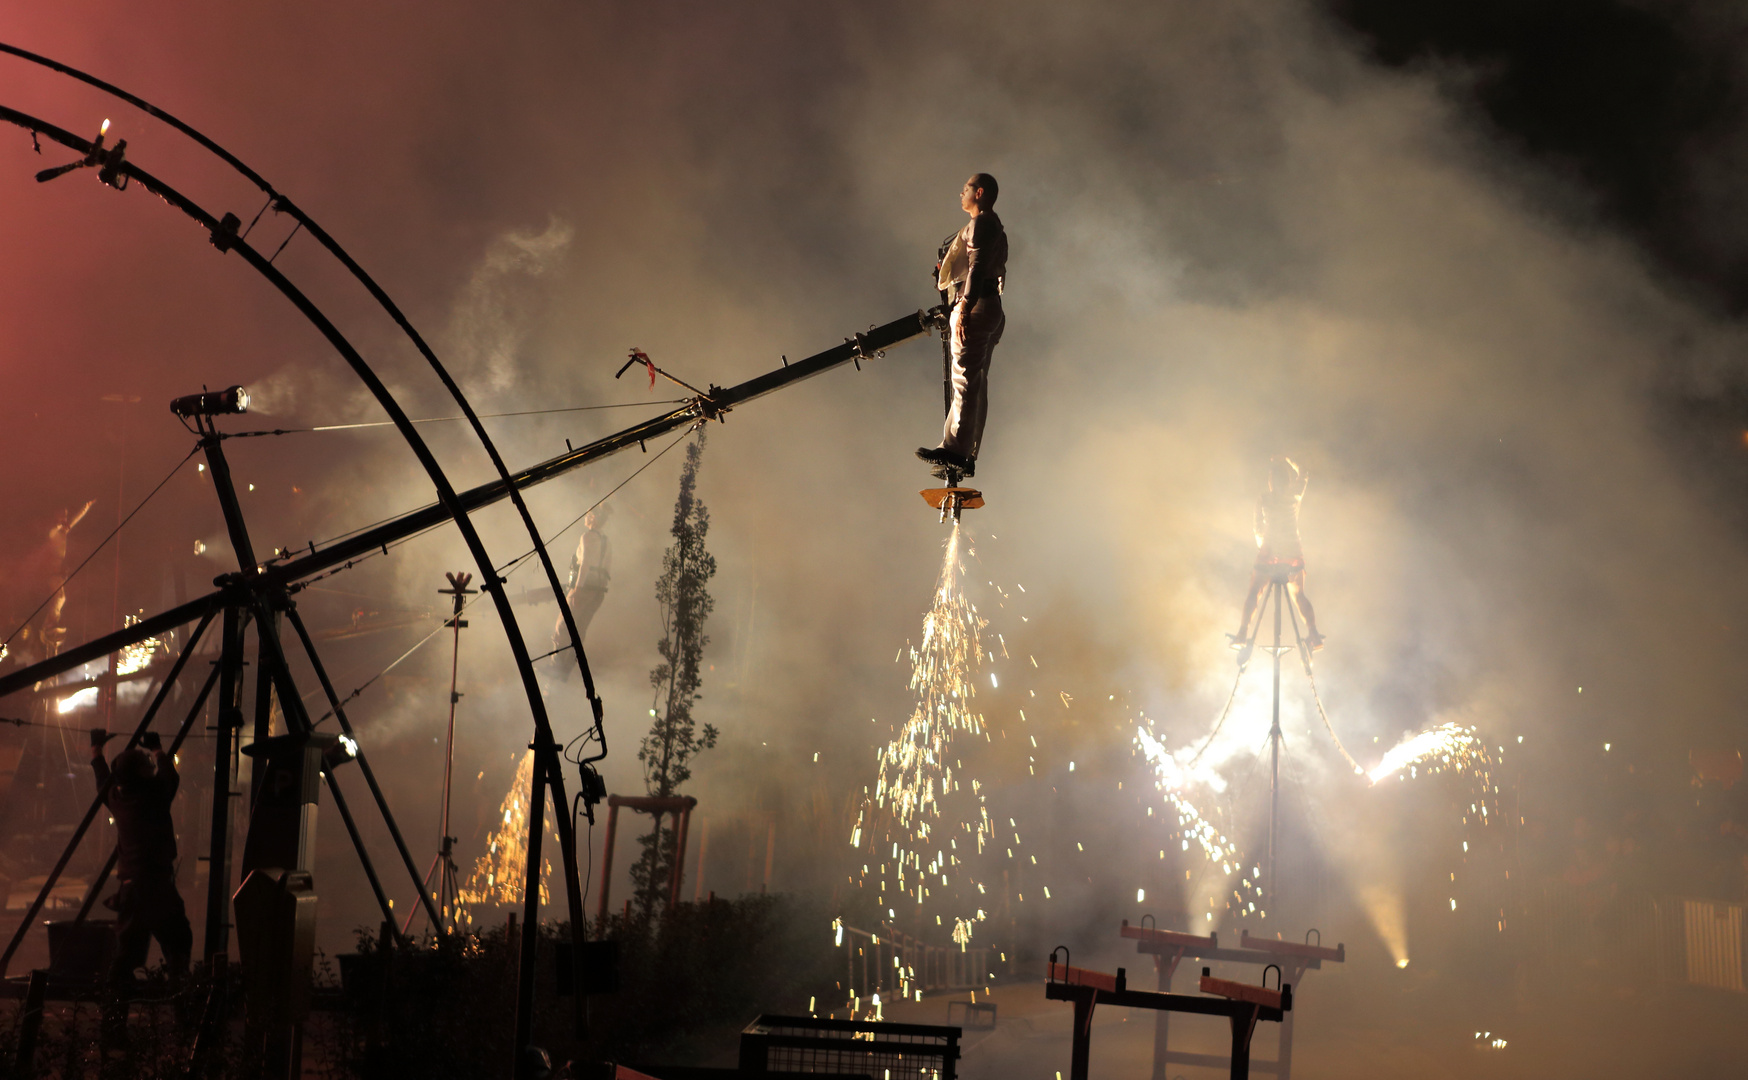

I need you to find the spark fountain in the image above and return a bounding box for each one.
[844,523,1026,1014]
[461,750,555,912]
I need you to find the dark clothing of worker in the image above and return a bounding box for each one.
[92,746,192,979]
[936,212,1007,465]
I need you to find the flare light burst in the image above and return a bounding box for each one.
[460,749,553,910]
[1135,723,1265,917]
[1367,722,1490,787]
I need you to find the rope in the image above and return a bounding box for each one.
[2,447,199,650]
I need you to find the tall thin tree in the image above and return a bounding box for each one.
[631,431,718,914]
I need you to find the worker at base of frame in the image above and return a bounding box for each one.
[551,504,611,671]
[917,172,1008,481]
[1230,455,1326,662]
[89,727,193,985]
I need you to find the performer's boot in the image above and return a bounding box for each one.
[1227,633,1253,668]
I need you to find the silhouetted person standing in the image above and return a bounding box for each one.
[918,173,1007,479]
[89,728,192,984]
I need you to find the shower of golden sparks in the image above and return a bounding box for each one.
[1367,722,1510,933]
[1135,724,1265,916]
[869,522,989,842]
[1367,722,1490,786]
[1135,727,1239,865]
[459,749,554,910]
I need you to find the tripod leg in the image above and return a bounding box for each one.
[326,772,400,937]
[282,607,443,931]
[404,853,445,936]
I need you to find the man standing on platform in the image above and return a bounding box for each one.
[918,173,1007,480]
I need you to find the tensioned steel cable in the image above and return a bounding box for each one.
[228,398,687,438]
[309,428,693,724]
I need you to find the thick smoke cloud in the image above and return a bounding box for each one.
[3,5,1747,1042]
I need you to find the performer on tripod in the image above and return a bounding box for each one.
[917,173,1007,480]
[552,505,612,665]
[1230,456,1325,662]
[88,727,192,985]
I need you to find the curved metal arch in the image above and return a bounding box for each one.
[0,103,586,1053]
[0,42,604,721]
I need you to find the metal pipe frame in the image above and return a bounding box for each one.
[0,59,941,1073]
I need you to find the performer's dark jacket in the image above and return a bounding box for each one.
[92,752,180,881]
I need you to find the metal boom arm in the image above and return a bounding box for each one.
[0,310,941,700]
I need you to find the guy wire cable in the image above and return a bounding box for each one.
[227,398,689,438]
[309,427,693,725]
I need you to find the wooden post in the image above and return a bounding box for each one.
[692,817,709,902]
[1276,963,1302,1080]
[1069,990,1095,1080]
[668,805,693,910]
[1228,1005,1260,1080]
[594,802,620,932]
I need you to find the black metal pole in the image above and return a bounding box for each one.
[204,603,247,963]
[281,606,443,932]
[1269,580,1282,909]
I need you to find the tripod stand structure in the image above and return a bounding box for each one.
[1219,566,1360,907]
[406,571,476,937]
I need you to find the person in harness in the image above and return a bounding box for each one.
[551,504,612,669]
[917,173,1007,480]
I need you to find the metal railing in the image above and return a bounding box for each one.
[838,923,991,1004]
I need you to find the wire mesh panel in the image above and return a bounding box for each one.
[740,1015,961,1080]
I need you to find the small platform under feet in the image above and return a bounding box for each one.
[921,487,984,511]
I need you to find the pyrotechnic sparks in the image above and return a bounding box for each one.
[115,613,166,676]
[1367,723,1488,785]
[460,750,554,909]
[1135,727,1240,866]
[871,522,988,839]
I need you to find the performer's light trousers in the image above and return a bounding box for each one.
[941,296,1005,460]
